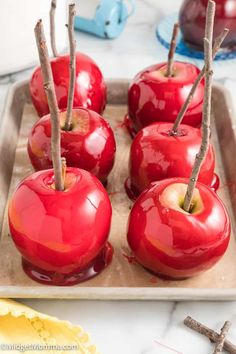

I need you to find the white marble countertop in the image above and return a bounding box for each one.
[1,1,236,353]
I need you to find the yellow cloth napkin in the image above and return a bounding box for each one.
[0,299,99,354]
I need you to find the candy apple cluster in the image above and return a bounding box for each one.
[28,6,116,184]
[8,4,114,285]
[126,1,231,279]
[7,0,231,286]
[126,21,218,199]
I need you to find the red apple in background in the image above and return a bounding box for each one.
[179,0,236,51]
[27,108,116,184]
[30,52,106,117]
[127,178,230,279]
[125,122,216,199]
[128,61,204,133]
[8,167,113,285]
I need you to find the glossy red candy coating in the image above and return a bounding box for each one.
[22,242,114,286]
[27,108,116,183]
[30,52,106,117]
[128,122,215,196]
[8,168,112,285]
[179,0,236,51]
[127,177,230,279]
[128,62,204,132]
[211,173,220,192]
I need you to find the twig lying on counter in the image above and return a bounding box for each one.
[184,316,236,354]
[213,321,231,353]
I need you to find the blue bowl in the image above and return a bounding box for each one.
[156,14,236,61]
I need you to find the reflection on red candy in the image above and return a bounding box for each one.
[8,168,113,285]
[27,108,116,184]
[211,173,220,192]
[30,52,106,117]
[22,242,113,285]
[127,178,230,279]
[123,114,137,139]
[128,62,204,132]
[180,0,236,51]
[124,177,140,201]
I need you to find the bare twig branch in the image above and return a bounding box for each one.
[184,317,236,354]
[64,3,76,131]
[171,27,228,135]
[34,20,64,191]
[205,1,216,41]
[183,0,215,212]
[50,0,58,57]
[213,321,232,354]
[166,23,179,77]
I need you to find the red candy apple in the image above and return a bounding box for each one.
[8,16,113,285]
[30,52,107,117]
[127,3,231,279]
[8,167,113,285]
[27,108,116,184]
[179,0,236,51]
[127,178,230,279]
[125,122,216,199]
[128,61,204,132]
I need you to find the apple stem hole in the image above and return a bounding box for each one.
[179,199,196,214]
[164,72,176,78]
[62,123,73,132]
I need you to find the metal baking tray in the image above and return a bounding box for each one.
[0,79,236,300]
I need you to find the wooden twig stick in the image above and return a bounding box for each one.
[183,0,215,212]
[184,317,236,354]
[213,321,232,354]
[166,23,179,77]
[50,0,58,57]
[64,3,76,131]
[171,27,228,135]
[205,1,216,42]
[34,20,64,191]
